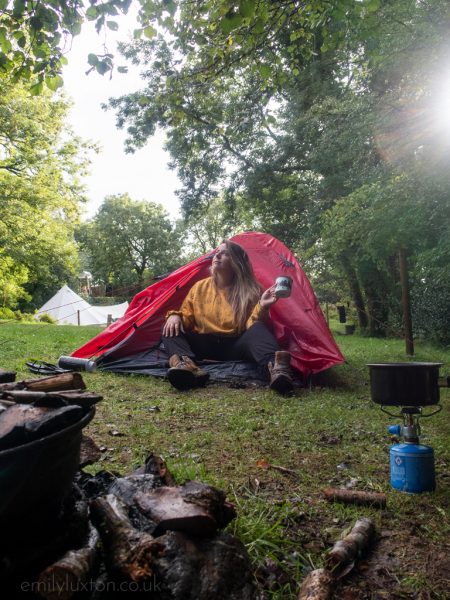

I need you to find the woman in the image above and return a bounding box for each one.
[162,240,293,394]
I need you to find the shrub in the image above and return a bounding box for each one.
[14,310,36,322]
[0,307,16,320]
[38,313,57,324]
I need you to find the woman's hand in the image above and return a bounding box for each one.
[163,314,185,337]
[259,285,278,310]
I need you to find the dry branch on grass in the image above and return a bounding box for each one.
[298,568,334,600]
[323,487,386,508]
[325,517,375,575]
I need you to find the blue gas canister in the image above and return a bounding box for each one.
[390,443,435,493]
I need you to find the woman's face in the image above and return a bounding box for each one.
[212,243,234,276]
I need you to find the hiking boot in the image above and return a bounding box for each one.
[268,351,294,394]
[167,355,209,390]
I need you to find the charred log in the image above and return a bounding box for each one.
[134,481,236,537]
[37,524,100,600]
[0,370,16,384]
[150,530,255,600]
[90,494,165,582]
[133,453,176,486]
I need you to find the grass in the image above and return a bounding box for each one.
[1,320,450,598]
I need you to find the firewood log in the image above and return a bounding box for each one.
[109,474,164,506]
[48,390,102,408]
[181,480,237,528]
[0,404,50,449]
[132,452,176,486]
[134,487,218,537]
[90,494,165,582]
[0,369,16,383]
[0,404,83,450]
[149,530,256,600]
[323,487,386,508]
[325,517,375,576]
[24,372,86,392]
[298,568,334,600]
[37,524,100,600]
[0,372,86,393]
[134,481,236,537]
[2,389,102,408]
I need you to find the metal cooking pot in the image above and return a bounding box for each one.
[367,362,443,406]
[0,407,95,549]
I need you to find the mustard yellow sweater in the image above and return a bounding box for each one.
[166,277,265,336]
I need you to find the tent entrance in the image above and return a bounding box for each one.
[97,344,304,388]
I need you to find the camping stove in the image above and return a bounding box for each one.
[367,362,445,493]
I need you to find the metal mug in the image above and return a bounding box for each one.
[274,276,293,298]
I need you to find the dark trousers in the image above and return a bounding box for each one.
[162,321,279,378]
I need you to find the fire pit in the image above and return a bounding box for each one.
[0,407,95,548]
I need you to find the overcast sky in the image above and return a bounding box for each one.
[62,12,181,221]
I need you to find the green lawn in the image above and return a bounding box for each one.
[1,321,449,598]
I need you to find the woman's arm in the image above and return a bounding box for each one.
[163,286,197,336]
[246,285,278,328]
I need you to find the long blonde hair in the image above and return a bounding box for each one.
[212,240,261,330]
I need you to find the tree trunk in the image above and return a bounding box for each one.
[363,275,389,337]
[341,257,368,329]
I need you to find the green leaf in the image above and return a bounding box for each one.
[366,0,380,12]
[107,20,119,31]
[0,0,7,10]
[86,6,98,20]
[239,0,255,18]
[133,28,143,40]
[253,17,266,34]
[87,53,99,66]
[13,0,25,18]
[70,21,82,36]
[96,61,110,75]
[0,28,12,53]
[143,25,157,39]
[117,65,128,73]
[45,74,63,91]
[220,13,243,35]
[30,81,44,96]
[258,64,271,80]
[164,1,177,16]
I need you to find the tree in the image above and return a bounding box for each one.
[78,194,183,291]
[0,0,382,88]
[0,76,92,309]
[106,0,450,339]
[0,0,133,90]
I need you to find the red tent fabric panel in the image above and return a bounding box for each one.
[72,232,344,376]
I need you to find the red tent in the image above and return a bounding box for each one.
[73,232,344,376]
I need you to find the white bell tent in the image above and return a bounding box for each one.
[35,285,128,325]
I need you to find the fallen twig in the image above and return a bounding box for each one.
[325,517,375,576]
[298,568,333,600]
[323,488,386,508]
